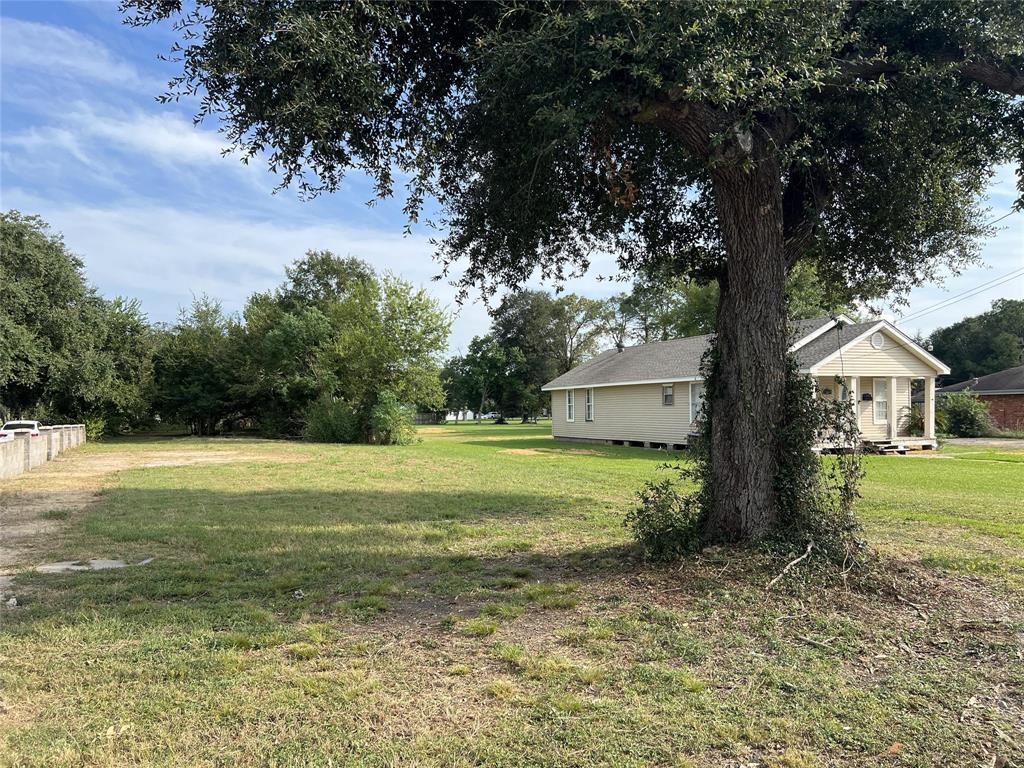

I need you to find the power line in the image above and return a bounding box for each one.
[897,269,1024,324]
[892,208,1021,325]
[897,266,1024,322]
[895,268,1024,325]
[984,209,1019,227]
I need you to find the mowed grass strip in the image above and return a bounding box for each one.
[1,425,1021,767]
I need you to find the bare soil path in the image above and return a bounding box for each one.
[0,446,248,579]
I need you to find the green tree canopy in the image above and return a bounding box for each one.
[235,251,451,437]
[152,296,239,436]
[928,299,1024,383]
[0,211,154,431]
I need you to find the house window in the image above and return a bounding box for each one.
[873,378,888,423]
[566,390,575,422]
[690,381,705,423]
[662,384,674,406]
[585,388,594,421]
[870,332,886,350]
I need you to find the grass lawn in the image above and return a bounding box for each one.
[1,425,1021,767]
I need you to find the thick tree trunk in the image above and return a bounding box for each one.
[703,161,789,542]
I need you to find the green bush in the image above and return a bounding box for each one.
[368,390,417,445]
[83,416,107,441]
[624,471,702,560]
[303,396,358,443]
[938,391,992,437]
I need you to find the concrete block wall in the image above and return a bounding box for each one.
[26,433,48,469]
[0,424,86,481]
[0,437,22,480]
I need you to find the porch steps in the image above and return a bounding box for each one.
[867,441,908,455]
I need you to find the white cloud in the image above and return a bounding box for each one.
[0,17,141,87]
[5,103,233,166]
[2,103,265,195]
[1,191,498,352]
[83,109,233,166]
[1,190,637,354]
[2,125,99,169]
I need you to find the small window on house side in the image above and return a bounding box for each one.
[585,388,594,421]
[662,384,674,406]
[690,381,706,423]
[566,390,575,422]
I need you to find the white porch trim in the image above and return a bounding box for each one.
[788,314,855,352]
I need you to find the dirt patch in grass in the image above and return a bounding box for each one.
[0,446,290,574]
[500,447,603,457]
[313,550,1023,766]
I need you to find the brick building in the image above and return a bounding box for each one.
[934,364,1024,431]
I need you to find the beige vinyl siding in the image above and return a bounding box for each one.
[857,397,887,440]
[854,376,914,440]
[552,384,696,444]
[815,330,936,377]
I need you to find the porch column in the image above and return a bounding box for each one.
[846,377,858,448]
[888,376,898,441]
[924,376,936,440]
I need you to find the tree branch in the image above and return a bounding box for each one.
[633,98,723,159]
[782,163,832,267]
[832,56,1024,97]
[766,541,814,591]
[960,60,1024,96]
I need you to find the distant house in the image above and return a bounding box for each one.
[542,316,949,451]
[928,365,1024,431]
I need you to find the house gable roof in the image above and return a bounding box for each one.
[542,316,949,391]
[935,364,1024,395]
[803,320,951,375]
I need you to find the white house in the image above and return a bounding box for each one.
[541,316,949,451]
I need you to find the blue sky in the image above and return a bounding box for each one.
[1,2,1021,354]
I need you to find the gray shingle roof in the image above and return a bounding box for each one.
[542,333,714,390]
[543,316,858,390]
[791,321,879,370]
[936,365,1024,395]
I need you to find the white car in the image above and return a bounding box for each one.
[0,420,42,441]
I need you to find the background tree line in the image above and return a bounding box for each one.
[5,210,1018,439]
[1,211,449,443]
[927,299,1023,384]
[0,211,154,436]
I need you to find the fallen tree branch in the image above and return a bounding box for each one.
[766,541,814,591]
[797,635,837,651]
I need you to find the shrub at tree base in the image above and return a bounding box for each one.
[369,391,418,446]
[303,396,358,444]
[624,473,702,561]
[939,391,992,438]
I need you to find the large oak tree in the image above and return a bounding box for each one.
[124,0,1024,542]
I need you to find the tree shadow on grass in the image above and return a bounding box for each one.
[462,437,687,462]
[3,486,646,637]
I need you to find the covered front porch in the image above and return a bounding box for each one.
[815,374,937,451]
